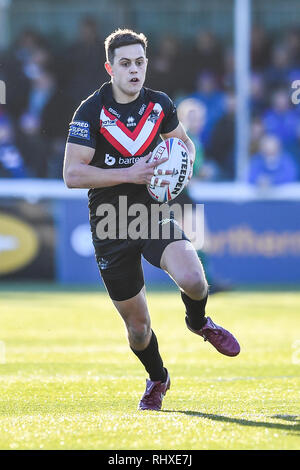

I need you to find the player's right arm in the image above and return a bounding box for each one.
[63,142,170,189]
[64,142,129,188]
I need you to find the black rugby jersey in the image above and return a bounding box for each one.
[67,82,179,213]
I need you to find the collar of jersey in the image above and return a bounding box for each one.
[105,81,145,107]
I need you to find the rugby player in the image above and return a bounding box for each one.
[63,29,240,411]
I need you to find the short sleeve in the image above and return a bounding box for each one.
[67,95,98,149]
[160,93,179,135]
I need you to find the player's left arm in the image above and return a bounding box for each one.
[161,122,195,180]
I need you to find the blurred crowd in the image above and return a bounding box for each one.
[0,19,300,185]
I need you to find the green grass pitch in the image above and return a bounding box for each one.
[0,285,299,450]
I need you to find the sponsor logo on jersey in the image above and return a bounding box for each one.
[104,154,116,166]
[108,107,121,118]
[69,120,90,140]
[138,103,147,115]
[104,154,140,166]
[127,116,136,127]
[101,118,117,127]
[148,109,160,123]
[118,156,140,165]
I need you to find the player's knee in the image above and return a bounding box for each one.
[180,270,208,300]
[127,320,151,347]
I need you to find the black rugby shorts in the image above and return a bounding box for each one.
[91,212,190,301]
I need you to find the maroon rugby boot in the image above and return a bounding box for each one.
[138,369,170,411]
[185,316,240,357]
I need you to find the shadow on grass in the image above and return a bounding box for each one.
[163,410,300,434]
[271,414,299,422]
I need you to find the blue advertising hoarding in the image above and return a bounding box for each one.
[203,201,300,284]
[54,198,300,285]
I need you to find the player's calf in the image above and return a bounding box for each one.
[181,289,208,330]
[131,330,167,384]
[178,269,209,330]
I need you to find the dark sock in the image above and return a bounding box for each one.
[181,291,208,330]
[130,330,167,382]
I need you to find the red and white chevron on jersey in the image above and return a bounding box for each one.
[100,102,164,156]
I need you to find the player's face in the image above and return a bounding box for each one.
[106,44,148,101]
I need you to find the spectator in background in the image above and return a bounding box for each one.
[40,85,72,178]
[66,17,106,107]
[263,44,293,90]
[205,90,236,180]
[190,71,225,147]
[284,28,300,68]
[250,73,268,116]
[17,47,56,177]
[284,29,300,87]
[177,97,218,181]
[249,116,265,155]
[262,88,300,158]
[251,25,272,71]
[0,108,27,178]
[248,134,298,186]
[222,46,235,89]
[147,35,182,98]
[186,31,224,92]
[3,29,48,120]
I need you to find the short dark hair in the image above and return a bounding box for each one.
[104,28,147,64]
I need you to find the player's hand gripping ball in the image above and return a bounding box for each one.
[147,138,191,203]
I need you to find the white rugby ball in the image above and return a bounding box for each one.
[147,138,191,203]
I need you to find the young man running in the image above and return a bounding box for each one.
[63,29,240,411]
